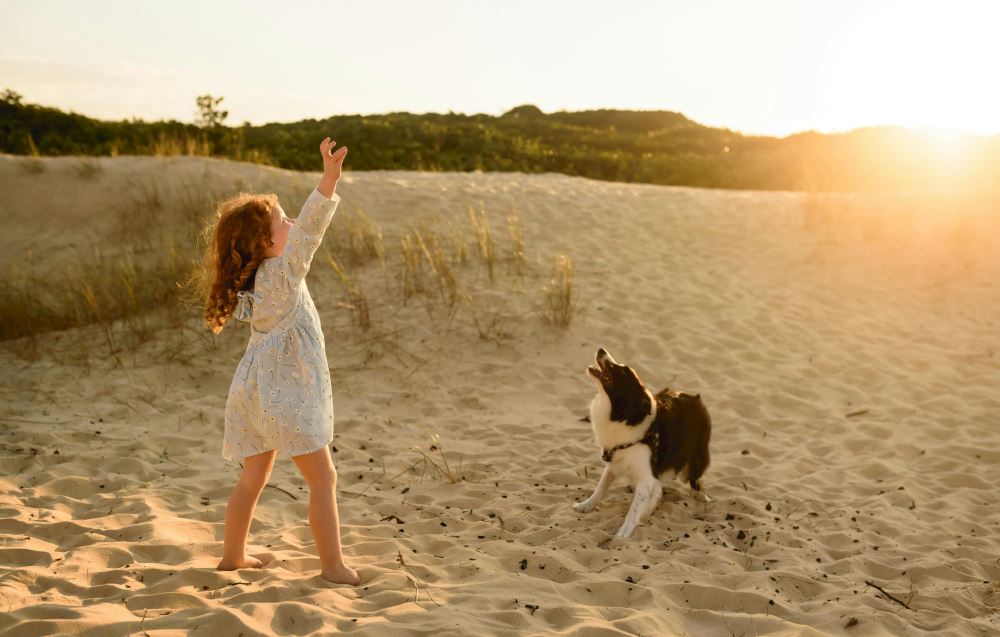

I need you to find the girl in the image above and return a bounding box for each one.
[204,137,359,586]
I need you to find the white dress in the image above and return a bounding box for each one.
[222,187,341,462]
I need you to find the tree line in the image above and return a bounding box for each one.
[2,90,997,192]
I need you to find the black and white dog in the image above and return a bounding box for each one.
[574,348,712,538]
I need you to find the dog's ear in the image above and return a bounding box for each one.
[610,384,652,425]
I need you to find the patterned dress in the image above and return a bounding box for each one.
[222,188,341,462]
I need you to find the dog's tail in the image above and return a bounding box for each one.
[683,394,712,492]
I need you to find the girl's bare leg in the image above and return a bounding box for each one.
[292,446,360,585]
[218,449,276,570]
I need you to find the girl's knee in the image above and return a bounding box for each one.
[239,476,268,495]
[311,464,336,488]
[293,447,337,487]
[239,467,272,493]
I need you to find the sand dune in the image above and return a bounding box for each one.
[1,154,999,636]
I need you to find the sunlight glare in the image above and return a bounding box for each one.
[815,0,1000,134]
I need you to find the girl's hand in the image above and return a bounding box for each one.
[320,137,348,182]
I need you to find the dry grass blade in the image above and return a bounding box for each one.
[506,206,526,275]
[468,203,496,282]
[406,432,460,484]
[415,231,458,307]
[330,207,386,268]
[325,255,372,332]
[399,231,426,303]
[541,254,574,328]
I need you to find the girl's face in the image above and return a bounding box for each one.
[265,202,293,257]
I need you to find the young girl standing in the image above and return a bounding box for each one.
[204,137,360,585]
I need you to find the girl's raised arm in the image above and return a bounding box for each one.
[283,189,340,282]
[283,138,348,282]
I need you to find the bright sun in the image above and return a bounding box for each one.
[814,0,999,135]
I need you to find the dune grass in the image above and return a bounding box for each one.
[468,204,496,283]
[325,255,372,333]
[506,207,526,276]
[1,160,575,364]
[0,173,217,353]
[0,246,191,353]
[540,255,574,329]
[407,432,464,484]
[73,158,103,179]
[149,131,212,157]
[18,158,45,174]
[327,206,385,269]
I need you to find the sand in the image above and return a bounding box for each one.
[1,154,999,636]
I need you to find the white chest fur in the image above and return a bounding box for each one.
[589,390,656,450]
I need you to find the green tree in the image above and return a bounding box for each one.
[195,95,228,128]
[2,89,24,106]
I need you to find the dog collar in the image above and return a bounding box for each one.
[602,426,659,463]
[602,440,639,462]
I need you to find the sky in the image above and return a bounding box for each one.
[2,0,998,137]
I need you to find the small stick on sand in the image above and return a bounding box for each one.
[0,417,74,425]
[846,409,869,418]
[401,571,420,604]
[782,499,811,520]
[396,549,441,607]
[264,483,298,500]
[864,579,912,609]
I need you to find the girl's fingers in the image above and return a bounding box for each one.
[320,137,344,158]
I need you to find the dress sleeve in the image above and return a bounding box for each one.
[282,187,341,282]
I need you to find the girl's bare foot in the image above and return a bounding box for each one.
[321,562,360,585]
[217,555,264,571]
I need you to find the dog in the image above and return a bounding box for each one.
[573,348,712,538]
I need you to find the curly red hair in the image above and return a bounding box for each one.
[202,192,278,333]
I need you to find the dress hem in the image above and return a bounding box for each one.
[222,436,334,464]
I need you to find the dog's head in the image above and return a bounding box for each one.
[587,348,652,425]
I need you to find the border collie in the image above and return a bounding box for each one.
[574,348,712,538]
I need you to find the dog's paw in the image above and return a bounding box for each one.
[573,499,596,513]
[692,490,713,504]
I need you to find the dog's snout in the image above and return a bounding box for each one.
[596,348,616,367]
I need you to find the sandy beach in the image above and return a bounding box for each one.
[1,154,998,636]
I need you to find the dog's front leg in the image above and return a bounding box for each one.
[573,464,616,513]
[615,477,661,538]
